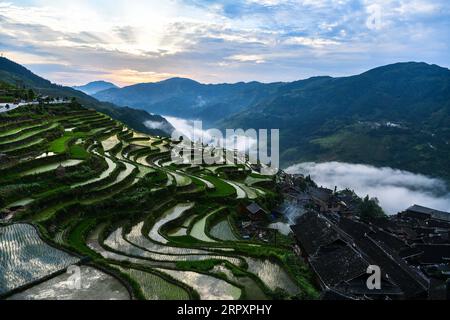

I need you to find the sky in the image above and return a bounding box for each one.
[0,0,449,86]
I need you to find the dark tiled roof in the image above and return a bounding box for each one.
[321,289,357,300]
[424,219,450,229]
[371,229,408,252]
[291,212,341,256]
[246,202,267,215]
[413,244,450,264]
[293,213,409,298]
[399,247,423,259]
[310,187,333,202]
[335,274,403,297]
[310,241,369,288]
[371,217,400,232]
[408,205,437,215]
[338,218,429,298]
[413,227,436,236]
[407,205,450,222]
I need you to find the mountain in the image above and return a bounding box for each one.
[73,81,118,95]
[95,62,450,181]
[0,57,173,136]
[223,62,450,181]
[95,77,283,123]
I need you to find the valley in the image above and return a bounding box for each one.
[93,63,450,182]
[1,0,449,306]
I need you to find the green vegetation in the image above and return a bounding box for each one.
[69,144,90,160]
[358,195,386,222]
[0,101,319,301]
[88,61,450,181]
[0,57,174,137]
[118,267,190,300]
[220,63,450,182]
[49,132,83,153]
[0,80,35,102]
[201,175,236,198]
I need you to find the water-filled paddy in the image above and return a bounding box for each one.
[71,155,116,188]
[223,180,246,199]
[106,227,240,264]
[119,267,189,300]
[169,172,192,187]
[148,203,194,244]
[98,162,135,190]
[209,219,238,241]
[127,221,209,255]
[101,135,120,151]
[0,224,80,295]
[8,266,130,300]
[245,257,299,295]
[20,159,83,177]
[1,138,44,153]
[190,210,222,243]
[156,268,241,300]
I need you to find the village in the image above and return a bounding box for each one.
[0,96,71,113]
[271,171,450,300]
[1,78,448,301]
[0,80,71,113]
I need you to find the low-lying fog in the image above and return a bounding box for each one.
[285,162,450,215]
[164,116,257,152]
[163,116,450,215]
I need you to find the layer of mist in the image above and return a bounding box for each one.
[286,162,450,215]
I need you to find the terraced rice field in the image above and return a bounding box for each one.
[101,135,120,152]
[0,224,80,295]
[8,266,130,300]
[156,268,241,300]
[19,159,83,177]
[209,219,238,241]
[98,162,135,190]
[105,227,240,264]
[169,172,192,187]
[1,138,45,153]
[244,174,272,186]
[71,155,116,188]
[245,258,300,295]
[148,203,195,244]
[0,102,317,300]
[0,123,59,146]
[190,209,222,243]
[224,180,247,199]
[0,123,44,138]
[126,222,211,255]
[118,268,189,300]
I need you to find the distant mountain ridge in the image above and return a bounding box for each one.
[95,62,450,181]
[95,77,283,123]
[73,81,118,95]
[0,57,173,136]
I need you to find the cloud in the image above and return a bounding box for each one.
[227,54,266,63]
[106,69,185,86]
[285,161,450,215]
[165,116,258,152]
[0,0,449,85]
[113,26,138,44]
[143,120,166,130]
[283,36,340,48]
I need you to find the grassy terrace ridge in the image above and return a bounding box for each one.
[0,102,319,300]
